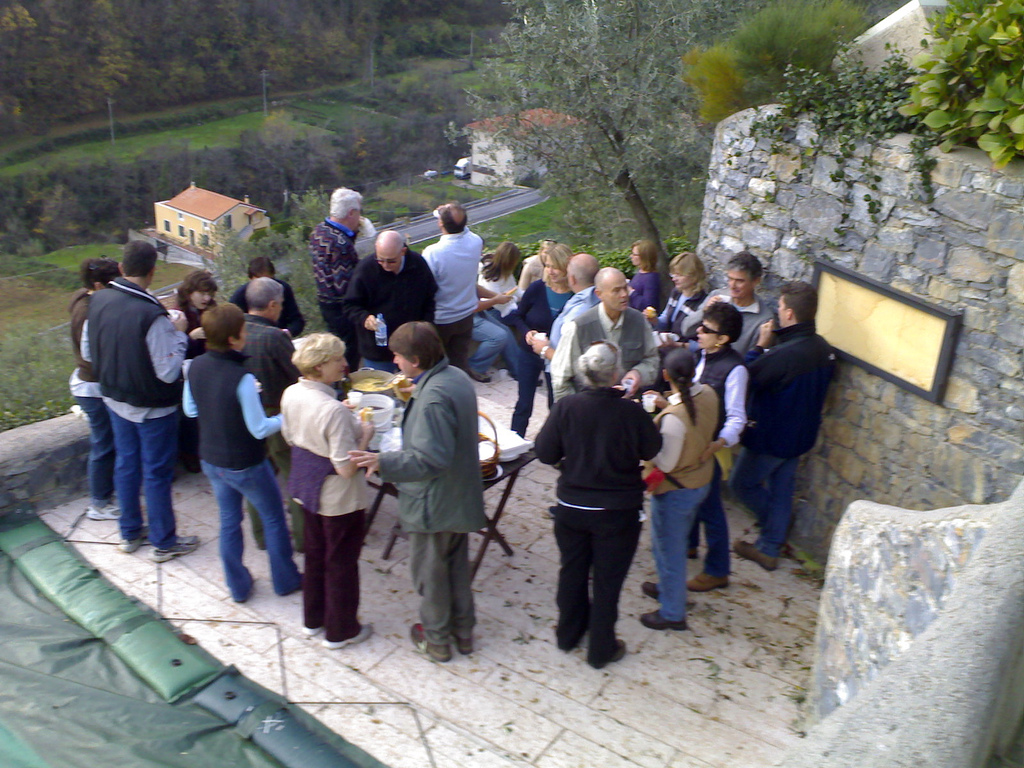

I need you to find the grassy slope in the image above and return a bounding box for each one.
[0,257,196,329]
[0,113,338,177]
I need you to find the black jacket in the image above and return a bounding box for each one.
[742,322,835,458]
[536,387,662,510]
[188,349,265,470]
[341,250,437,362]
[88,278,183,408]
[229,278,305,338]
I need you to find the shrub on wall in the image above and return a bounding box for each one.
[684,0,866,123]
[900,0,1024,168]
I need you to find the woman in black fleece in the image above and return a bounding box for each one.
[535,340,662,669]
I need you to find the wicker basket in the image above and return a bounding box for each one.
[478,411,501,480]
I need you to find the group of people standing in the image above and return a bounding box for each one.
[535,249,835,668]
[66,185,835,671]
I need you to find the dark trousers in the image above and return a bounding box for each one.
[434,315,474,373]
[553,505,642,667]
[303,508,365,643]
[319,301,361,372]
[688,459,730,577]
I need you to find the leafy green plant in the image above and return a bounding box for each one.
[900,0,1024,168]
[754,54,938,200]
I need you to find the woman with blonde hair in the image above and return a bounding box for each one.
[628,239,662,313]
[280,333,375,650]
[657,252,709,340]
[507,242,574,436]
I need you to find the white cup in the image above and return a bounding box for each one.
[534,332,548,343]
[348,391,363,407]
[642,392,658,413]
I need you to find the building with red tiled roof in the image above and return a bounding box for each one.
[154,183,270,253]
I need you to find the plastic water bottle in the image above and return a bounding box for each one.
[374,314,388,346]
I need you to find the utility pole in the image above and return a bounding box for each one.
[468,30,474,71]
[368,42,375,90]
[260,70,269,116]
[107,98,115,144]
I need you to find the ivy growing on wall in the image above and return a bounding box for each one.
[751,54,940,207]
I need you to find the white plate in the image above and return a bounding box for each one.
[483,464,503,482]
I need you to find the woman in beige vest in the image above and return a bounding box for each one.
[641,349,719,631]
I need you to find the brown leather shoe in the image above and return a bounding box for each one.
[733,540,778,571]
[640,611,688,631]
[456,635,473,655]
[687,572,729,592]
[410,623,452,662]
[641,581,659,600]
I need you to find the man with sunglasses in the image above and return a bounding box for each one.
[342,230,437,372]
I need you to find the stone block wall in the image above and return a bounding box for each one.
[698,107,1024,562]
[0,414,90,518]
[776,483,1024,768]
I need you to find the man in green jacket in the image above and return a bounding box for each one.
[349,322,486,662]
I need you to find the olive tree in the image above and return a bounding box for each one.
[475,0,764,256]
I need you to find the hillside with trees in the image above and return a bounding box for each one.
[0,0,505,134]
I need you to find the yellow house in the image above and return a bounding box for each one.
[154,183,270,253]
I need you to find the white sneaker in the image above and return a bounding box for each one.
[490,369,512,383]
[303,626,324,637]
[86,503,121,521]
[322,623,373,650]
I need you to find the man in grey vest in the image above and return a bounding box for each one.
[551,267,660,401]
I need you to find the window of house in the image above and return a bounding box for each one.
[177,212,183,220]
[178,225,185,237]
[163,220,170,232]
[222,214,233,229]
[201,234,209,247]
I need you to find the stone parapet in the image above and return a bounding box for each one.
[775,480,1024,768]
[0,414,90,517]
[698,107,1024,562]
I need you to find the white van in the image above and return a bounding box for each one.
[454,157,472,180]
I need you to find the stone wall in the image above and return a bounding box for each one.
[698,106,1024,562]
[775,482,1024,768]
[0,414,90,518]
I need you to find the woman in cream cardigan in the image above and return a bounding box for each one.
[280,334,374,650]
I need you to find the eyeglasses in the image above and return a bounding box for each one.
[697,324,721,335]
[376,257,401,265]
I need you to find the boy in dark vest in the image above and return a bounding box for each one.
[184,304,302,602]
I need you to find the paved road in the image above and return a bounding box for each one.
[355,187,547,254]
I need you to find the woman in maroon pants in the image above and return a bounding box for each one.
[280,333,374,650]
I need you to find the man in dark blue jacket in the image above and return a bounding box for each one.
[730,281,835,571]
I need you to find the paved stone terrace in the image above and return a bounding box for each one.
[38,377,821,768]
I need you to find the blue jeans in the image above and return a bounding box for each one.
[201,459,302,601]
[729,448,799,558]
[511,346,548,437]
[108,409,179,550]
[360,357,398,373]
[689,460,730,578]
[74,395,116,508]
[468,310,519,376]
[650,484,709,622]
